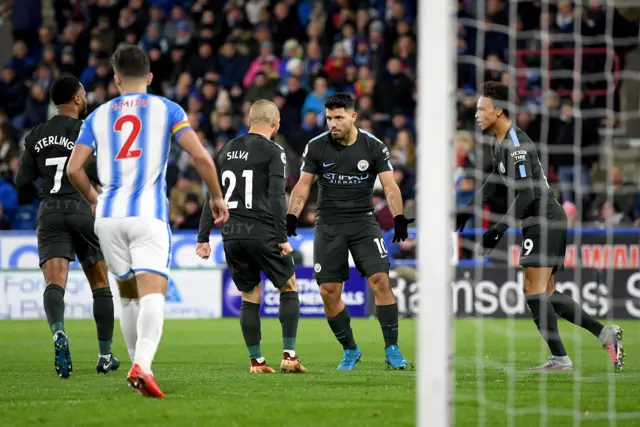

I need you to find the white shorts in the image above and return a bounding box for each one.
[94,217,172,280]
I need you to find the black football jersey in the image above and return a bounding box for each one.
[300,129,392,224]
[491,125,564,224]
[216,132,287,241]
[15,115,99,216]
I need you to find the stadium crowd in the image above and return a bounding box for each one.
[0,0,637,243]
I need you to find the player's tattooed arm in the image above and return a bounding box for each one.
[67,144,99,205]
[287,171,314,217]
[378,170,404,217]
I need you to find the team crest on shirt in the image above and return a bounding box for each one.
[314,263,322,273]
[357,160,369,171]
[281,152,286,164]
[499,162,506,174]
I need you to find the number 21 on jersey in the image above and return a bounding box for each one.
[114,115,142,160]
[222,170,253,209]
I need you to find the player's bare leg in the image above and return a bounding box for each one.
[42,257,73,378]
[117,277,139,362]
[546,275,625,370]
[368,272,408,370]
[239,283,274,373]
[278,274,307,373]
[320,282,362,370]
[83,260,120,374]
[126,273,167,398]
[525,267,572,371]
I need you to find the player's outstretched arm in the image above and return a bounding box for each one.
[176,129,229,224]
[379,170,414,242]
[286,171,314,236]
[67,144,99,208]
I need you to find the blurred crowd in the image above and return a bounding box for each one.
[0,0,418,239]
[0,0,638,256]
[455,0,640,231]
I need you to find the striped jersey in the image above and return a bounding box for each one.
[75,93,191,222]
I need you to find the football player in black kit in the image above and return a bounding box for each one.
[456,82,624,371]
[14,75,120,378]
[287,92,412,370]
[197,100,307,374]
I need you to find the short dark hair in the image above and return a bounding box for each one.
[111,44,150,79]
[482,81,512,117]
[50,74,81,106]
[324,92,356,111]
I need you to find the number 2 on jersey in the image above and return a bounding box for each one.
[45,156,67,193]
[222,170,253,209]
[114,115,142,160]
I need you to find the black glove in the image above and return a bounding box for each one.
[456,212,472,232]
[479,224,506,255]
[392,215,415,242]
[286,214,298,236]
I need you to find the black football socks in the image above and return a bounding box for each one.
[327,307,358,350]
[550,290,604,338]
[279,291,300,352]
[526,293,567,357]
[92,287,115,355]
[240,301,262,360]
[376,303,399,348]
[43,284,65,333]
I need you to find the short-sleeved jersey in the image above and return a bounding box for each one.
[300,128,392,224]
[217,133,287,241]
[16,115,99,217]
[75,93,191,223]
[492,126,564,224]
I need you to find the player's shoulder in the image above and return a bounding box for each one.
[23,121,47,145]
[508,126,534,148]
[358,128,385,146]
[146,94,184,113]
[307,130,331,147]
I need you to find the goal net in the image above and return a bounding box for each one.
[420,0,640,426]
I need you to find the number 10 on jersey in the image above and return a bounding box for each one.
[223,170,253,209]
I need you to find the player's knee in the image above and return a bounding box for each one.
[367,272,391,295]
[242,283,262,304]
[136,272,168,297]
[41,258,69,286]
[319,283,342,307]
[279,275,297,293]
[522,267,550,295]
[86,260,110,290]
[118,277,139,299]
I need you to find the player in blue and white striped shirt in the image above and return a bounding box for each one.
[67,44,229,397]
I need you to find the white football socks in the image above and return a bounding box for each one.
[134,293,165,374]
[119,298,139,361]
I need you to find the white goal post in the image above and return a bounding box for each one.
[417,0,455,426]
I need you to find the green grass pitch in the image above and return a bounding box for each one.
[0,318,638,426]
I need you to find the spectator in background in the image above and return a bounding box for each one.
[302,76,334,125]
[0,176,18,229]
[592,166,638,223]
[170,172,203,229]
[177,193,203,230]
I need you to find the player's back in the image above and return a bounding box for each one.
[217,133,285,241]
[26,116,83,199]
[87,93,183,223]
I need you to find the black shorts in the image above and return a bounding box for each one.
[519,220,567,275]
[36,213,104,268]
[224,239,296,292]
[313,217,390,285]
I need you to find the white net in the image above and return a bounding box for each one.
[450,0,640,425]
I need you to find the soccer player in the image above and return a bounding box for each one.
[456,81,624,371]
[196,100,307,374]
[14,75,119,379]
[67,44,229,397]
[286,92,412,370]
